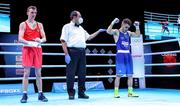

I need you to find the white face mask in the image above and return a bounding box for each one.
[78,17,83,24]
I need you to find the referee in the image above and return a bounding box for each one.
[60,10,105,100]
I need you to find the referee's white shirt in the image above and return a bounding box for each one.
[60,21,90,48]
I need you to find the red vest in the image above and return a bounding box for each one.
[23,21,41,41]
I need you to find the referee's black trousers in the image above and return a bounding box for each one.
[66,47,86,96]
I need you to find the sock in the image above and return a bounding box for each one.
[39,91,42,93]
[114,87,119,94]
[23,91,27,94]
[128,87,133,94]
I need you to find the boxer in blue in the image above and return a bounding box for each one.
[107,18,141,98]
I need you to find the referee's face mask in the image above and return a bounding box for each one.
[78,17,83,24]
[75,12,83,25]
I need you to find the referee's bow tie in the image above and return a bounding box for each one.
[75,23,79,27]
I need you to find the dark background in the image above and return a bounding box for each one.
[144,0,180,14]
[144,0,180,89]
[0,0,180,92]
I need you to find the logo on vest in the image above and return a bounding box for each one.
[122,41,129,47]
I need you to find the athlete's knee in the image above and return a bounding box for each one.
[115,76,121,80]
[36,72,42,78]
[23,69,30,78]
[127,76,133,80]
[35,68,42,78]
[24,72,30,78]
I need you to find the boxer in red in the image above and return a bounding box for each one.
[160,19,170,35]
[18,6,48,103]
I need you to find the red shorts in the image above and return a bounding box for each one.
[22,47,42,68]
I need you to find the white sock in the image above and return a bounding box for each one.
[23,91,27,94]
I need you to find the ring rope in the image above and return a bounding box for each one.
[0,65,116,68]
[1,74,180,81]
[0,52,116,56]
[1,49,180,56]
[0,63,180,68]
[0,38,179,46]
[144,50,180,56]
[143,38,180,45]
[0,43,116,46]
[145,63,180,66]
[0,39,179,80]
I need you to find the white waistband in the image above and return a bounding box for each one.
[117,50,130,53]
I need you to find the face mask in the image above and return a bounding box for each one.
[78,17,83,24]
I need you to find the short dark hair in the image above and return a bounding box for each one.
[122,18,132,26]
[70,10,78,20]
[27,6,37,12]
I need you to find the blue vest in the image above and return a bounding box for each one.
[116,32,130,51]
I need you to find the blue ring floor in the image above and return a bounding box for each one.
[0,88,180,106]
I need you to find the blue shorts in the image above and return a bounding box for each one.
[116,53,133,77]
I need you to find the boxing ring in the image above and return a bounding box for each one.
[0,38,180,106]
[144,11,180,40]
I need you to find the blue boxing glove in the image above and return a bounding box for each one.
[65,54,71,64]
[98,29,106,33]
